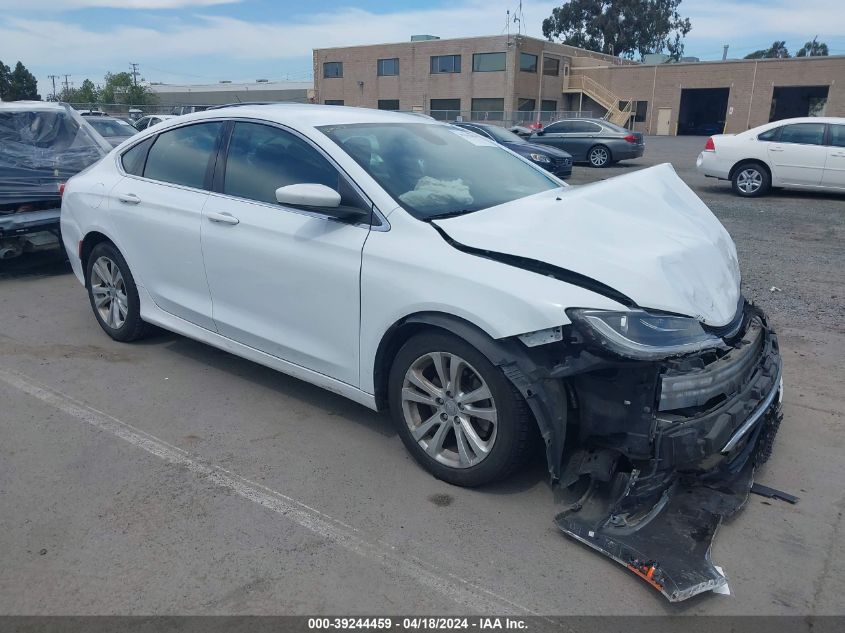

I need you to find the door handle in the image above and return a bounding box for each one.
[207,211,240,225]
[769,146,784,152]
[117,193,141,204]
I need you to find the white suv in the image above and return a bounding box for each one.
[696,117,845,196]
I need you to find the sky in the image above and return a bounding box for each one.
[1,0,843,99]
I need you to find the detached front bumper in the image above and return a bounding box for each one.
[552,306,783,600]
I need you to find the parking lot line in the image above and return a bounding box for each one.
[0,367,541,616]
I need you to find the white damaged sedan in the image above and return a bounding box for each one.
[62,105,783,599]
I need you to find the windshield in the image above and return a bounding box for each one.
[478,125,527,145]
[88,118,136,137]
[320,123,559,219]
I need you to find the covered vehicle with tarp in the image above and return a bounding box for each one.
[0,101,110,259]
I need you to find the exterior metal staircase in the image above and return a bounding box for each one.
[564,75,633,126]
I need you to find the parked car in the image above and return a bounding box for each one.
[78,109,108,117]
[62,105,782,600]
[0,101,109,259]
[696,117,845,197]
[529,117,645,167]
[453,121,572,178]
[133,114,177,131]
[85,116,139,148]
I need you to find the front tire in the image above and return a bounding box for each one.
[388,332,533,487]
[85,242,150,342]
[587,144,611,168]
[732,162,770,197]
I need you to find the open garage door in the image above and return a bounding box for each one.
[770,86,829,121]
[678,88,729,136]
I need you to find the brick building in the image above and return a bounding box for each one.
[313,34,845,135]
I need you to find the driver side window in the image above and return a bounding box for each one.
[223,122,363,209]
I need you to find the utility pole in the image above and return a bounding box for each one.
[62,74,71,99]
[48,74,58,100]
[130,63,140,86]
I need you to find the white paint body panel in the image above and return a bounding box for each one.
[62,104,751,407]
[434,164,741,326]
[695,116,845,193]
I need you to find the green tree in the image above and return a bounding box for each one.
[99,71,156,107]
[77,78,99,105]
[542,0,692,60]
[0,60,39,100]
[744,41,790,59]
[796,36,829,57]
[0,60,11,100]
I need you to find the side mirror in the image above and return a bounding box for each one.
[535,129,545,136]
[276,183,341,208]
[275,183,370,222]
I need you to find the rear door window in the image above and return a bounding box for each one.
[758,127,781,141]
[143,122,223,189]
[121,137,154,176]
[778,123,825,146]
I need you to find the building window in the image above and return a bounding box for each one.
[542,57,560,76]
[471,98,504,121]
[619,100,648,122]
[430,98,461,121]
[324,100,344,106]
[472,52,506,72]
[540,100,557,121]
[377,58,399,76]
[323,62,343,78]
[430,55,461,74]
[519,53,537,73]
[378,99,400,111]
[517,98,536,122]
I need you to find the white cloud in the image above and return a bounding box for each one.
[0,0,236,8]
[0,1,556,67]
[682,0,845,41]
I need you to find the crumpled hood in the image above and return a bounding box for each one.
[433,163,741,326]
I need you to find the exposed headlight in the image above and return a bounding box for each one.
[566,308,724,360]
[529,153,551,164]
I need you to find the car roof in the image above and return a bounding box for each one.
[0,101,71,113]
[760,117,844,126]
[163,103,439,130]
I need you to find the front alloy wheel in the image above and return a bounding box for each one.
[401,352,497,469]
[388,332,534,487]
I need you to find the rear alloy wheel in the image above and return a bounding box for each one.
[588,145,611,168]
[388,332,533,487]
[732,163,770,197]
[86,242,151,342]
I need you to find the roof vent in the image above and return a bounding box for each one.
[411,34,440,41]
[256,79,269,83]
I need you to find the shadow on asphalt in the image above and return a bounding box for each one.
[0,250,71,280]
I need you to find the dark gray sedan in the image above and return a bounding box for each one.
[529,118,644,168]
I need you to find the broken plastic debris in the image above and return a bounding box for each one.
[770,286,781,292]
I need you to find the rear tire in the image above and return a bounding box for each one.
[85,242,151,342]
[388,331,533,487]
[587,144,612,168]
[732,162,770,197]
